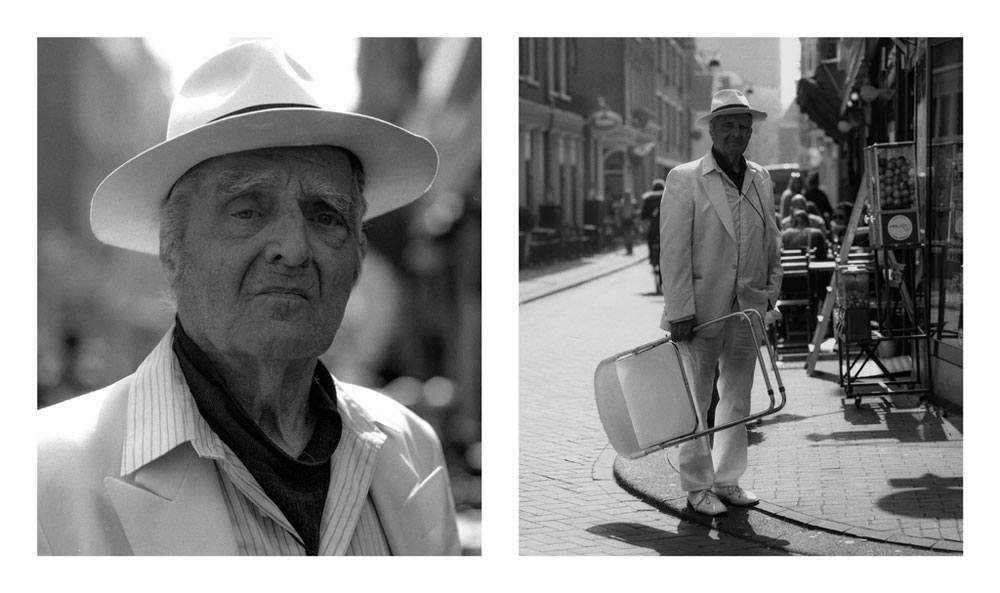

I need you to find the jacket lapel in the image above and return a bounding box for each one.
[369,428,460,555]
[700,156,736,241]
[104,443,238,555]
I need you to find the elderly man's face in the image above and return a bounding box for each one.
[172,146,361,361]
[709,113,753,161]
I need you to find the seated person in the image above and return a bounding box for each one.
[780,195,825,231]
[781,209,829,260]
[778,171,804,219]
[806,200,828,227]
[829,201,852,244]
[829,201,871,248]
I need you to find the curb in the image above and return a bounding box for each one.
[753,500,963,552]
[612,457,963,555]
[519,257,648,305]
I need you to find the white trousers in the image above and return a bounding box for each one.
[676,316,758,492]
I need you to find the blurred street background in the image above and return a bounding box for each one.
[37,37,481,553]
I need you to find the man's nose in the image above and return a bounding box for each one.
[264,207,311,267]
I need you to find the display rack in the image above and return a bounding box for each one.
[806,142,932,409]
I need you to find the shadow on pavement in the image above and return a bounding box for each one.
[677,506,792,550]
[878,473,963,519]
[587,515,791,555]
[807,409,958,444]
[842,405,885,426]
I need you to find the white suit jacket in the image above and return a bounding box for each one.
[659,152,782,336]
[37,334,462,556]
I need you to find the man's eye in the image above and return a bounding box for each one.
[231,209,261,220]
[314,211,345,227]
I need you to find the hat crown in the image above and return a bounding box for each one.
[710,88,753,114]
[167,40,320,139]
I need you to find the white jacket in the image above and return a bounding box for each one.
[37,331,461,556]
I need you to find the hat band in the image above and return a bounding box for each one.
[209,102,321,123]
[712,103,752,114]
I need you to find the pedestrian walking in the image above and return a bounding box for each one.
[642,179,666,293]
[658,89,782,516]
[617,194,637,255]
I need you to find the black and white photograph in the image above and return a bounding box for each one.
[15,2,993,588]
[36,37,481,556]
[519,37,963,556]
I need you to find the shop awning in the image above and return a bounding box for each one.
[796,62,846,143]
[838,38,868,112]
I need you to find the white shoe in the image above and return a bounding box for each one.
[686,489,727,516]
[712,484,759,507]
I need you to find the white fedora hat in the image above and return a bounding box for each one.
[90,39,438,255]
[697,88,767,125]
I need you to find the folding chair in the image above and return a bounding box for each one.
[594,310,786,459]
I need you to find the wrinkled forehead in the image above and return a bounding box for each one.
[712,113,753,128]
[203,145,354,184]
[172,146,362,203]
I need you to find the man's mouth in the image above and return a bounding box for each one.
[259,286,310,299]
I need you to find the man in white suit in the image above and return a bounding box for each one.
[659,89,782,516]
[37,40,460,555]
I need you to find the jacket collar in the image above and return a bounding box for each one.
[700,149,763,180]
[104,327,450,555]
[698,150,765,242]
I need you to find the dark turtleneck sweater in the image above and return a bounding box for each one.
[172,319,342,555]
[712,146,747,190]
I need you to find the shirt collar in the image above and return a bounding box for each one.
[121,326,386,477]
[120,327,224,476]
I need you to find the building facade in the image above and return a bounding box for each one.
[519,38,697,238]
[796,37,963,409]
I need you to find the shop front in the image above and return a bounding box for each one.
[825,38,963,409]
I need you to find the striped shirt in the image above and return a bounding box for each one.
[708,151,771,312]
[120,329,393,555]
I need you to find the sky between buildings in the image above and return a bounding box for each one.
[147,37,802,118]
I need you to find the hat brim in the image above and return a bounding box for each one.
[90,108,438,255]
[697,107,767,125]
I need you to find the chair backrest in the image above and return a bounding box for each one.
[780,253,810,299]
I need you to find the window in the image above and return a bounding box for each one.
[520,128,536,208]
[932,67,962,139]
[547,38,570,99]
[928,39,962,358]
[519,38,538,84]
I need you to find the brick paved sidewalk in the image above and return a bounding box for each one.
[519,245,650,304]
[521,247,963,555]
[614,364,963,552]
